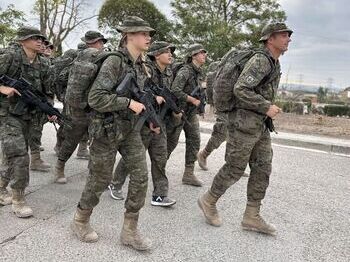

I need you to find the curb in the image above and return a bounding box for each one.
[199,126,350,156]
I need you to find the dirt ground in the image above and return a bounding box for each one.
[202,110,350,139]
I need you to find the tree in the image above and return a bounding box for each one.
[0,4,26,48]
[98,0,174,45]
[33,0,97,55]
[171,0,286,59]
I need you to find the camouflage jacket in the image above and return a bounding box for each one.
[170,62,203,110]
[0,45,52,117]
[88,48,148,117]
[206,61,220,105]
[146,59,173,89]
[234,48,281,115]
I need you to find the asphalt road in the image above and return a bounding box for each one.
[0,124,349,262]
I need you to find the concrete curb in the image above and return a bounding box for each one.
[199,125,350,156]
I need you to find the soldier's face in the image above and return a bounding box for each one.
[192,51,207,66]
[270,32,291,53]
[156,49,173,66]
[88,40,104,50]
[129,32,152,52]
[21,36,44,53]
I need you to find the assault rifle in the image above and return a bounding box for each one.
[187,85,206,115]
[144,80,191,125]
[0,75,69,127]
[115,72,161,132]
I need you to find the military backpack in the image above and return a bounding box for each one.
[213,49,276,112]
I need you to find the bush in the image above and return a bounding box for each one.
[324,105,350,117]
[275,100,305,114]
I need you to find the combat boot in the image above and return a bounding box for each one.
[120,211,152,251]
[12,189,33,218]
[30,152,51,172]
[76,142,89,159]
[241,201,276,236]
[71,206,98,242]
[0,179,12,206]
[182,166,202,187]
[197,148,210,171]
[198,190,222,226]
[54,159,67,184]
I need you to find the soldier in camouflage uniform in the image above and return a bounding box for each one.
[53,31,107,184]
[109,41,176,207]
[71,16,158,251]
[198,23,292,236]
[0,26,55,217]
[197,61,249,177]
[27,40,55,172]
[167,44,207,187]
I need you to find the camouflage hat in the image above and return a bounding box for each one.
[15,26,46,41]
[259,22,293,42]
[81,31,107,44]
[186,44,207,58]
[116,16,156,36]
[77,42,88,50]
[147,41,175,57]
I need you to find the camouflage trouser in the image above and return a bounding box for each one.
[28,112,47,154]
[204,112,228,153]
[0,115,31,190]
[58,105,89,162]
[56,104,88,149]
[79,130,148,213]
[210,109,273,203]
[167,113,200,167]
[112,123,169,197]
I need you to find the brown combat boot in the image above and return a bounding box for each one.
[182,166,202,187]
[30,152,51,172]
[241,201,276,236]
[197,148,210,171]
[76,142,89,159]
[120,211,152,251]
[198,190,222,226]
[0,178,12,206]
[54,159,67,184]
[12,189,33,218]
[71,206,98,242]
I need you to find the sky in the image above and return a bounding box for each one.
[1,0,349,89]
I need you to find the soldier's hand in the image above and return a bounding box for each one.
[149,122,161,134]
[187,96,200,107]
[48,115,58,122]
[155,96,165,105]
[172,111,183,120]
[128,99,145,115]
[266,105,282,119]
[0,86,21,97]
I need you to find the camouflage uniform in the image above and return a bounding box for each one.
[199,23,293,234]
[167,44,206,186]
[0,27,51,216]
[78,48,150,212]
[54,31,108,183]
[112,41,175,200]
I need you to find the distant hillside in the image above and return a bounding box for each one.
[279,83,342,93]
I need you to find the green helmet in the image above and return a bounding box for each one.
[259,22,293,42]
[186,44,207,58]
[77,42,88,50]
[116,16,156,36]
[15,26,46,41]
[147,41,175,57]
[81,31,107,44]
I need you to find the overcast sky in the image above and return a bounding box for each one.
[1,0,349,88]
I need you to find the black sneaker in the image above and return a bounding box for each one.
[108,184,124,200]
[151,196,176,207]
